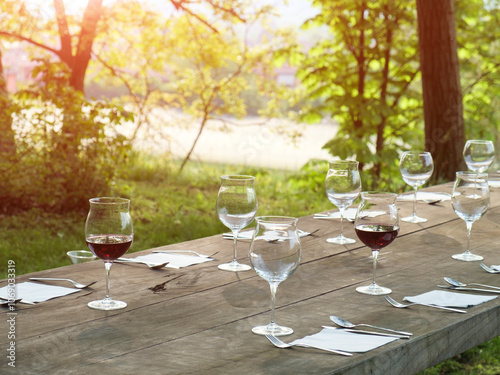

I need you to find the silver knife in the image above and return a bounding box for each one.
[322,326,410,339]
[437,285,500,294]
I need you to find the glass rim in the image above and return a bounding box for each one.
[401,150,432,156]
[220,175,255,181]
[456,171,488,178]
[328,160,358,165]
[360,191,397,197]
[89,197,130,205]
[255,215,297,224]
[465,139,494,144]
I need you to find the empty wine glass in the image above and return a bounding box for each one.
[451,172,490,261]
[217,175,258,272]
[355,192,399,295]
[85,197,133,310]
[399,151,434,223]
[324,160,361,244]
[463,140,495,173]
[249,216,301,336]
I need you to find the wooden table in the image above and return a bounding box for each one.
[2,182,500,375]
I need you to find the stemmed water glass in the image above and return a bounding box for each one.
[217,175,258,272]
[463,140,495,173]
[324,160,361,244]
[355,192,399,295]
[451,171,490,261]
[399,151,434,223]
[249,216,301,336]
[85,197,133,310]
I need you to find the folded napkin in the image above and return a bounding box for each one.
[131,253,213,269]
[223,229,310,240]
[488,180,500,188]
[397,191,450,202]
[0,281,81,303]
[404,290,497,308]
[315,208,358,221]
[491,265,500,271]
[290,327,398,353]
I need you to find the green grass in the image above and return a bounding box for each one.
[1,153,499,374]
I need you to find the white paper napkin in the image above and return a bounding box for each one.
[314,208,358,221]
[404,290,497,308]
[130,253,213,269]
[488,180,500,188]
[290,328,398,353]
[491,265,500,271]
[0,281,81,303]
[223,229,310,240]
[397,191,451,202]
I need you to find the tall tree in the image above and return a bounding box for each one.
[416,0,465,181]
[289,0,421,190]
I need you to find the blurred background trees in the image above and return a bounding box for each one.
[0,0,499,212]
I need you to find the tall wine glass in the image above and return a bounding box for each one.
[451,172,490,261]
[463,140,495,173]
[355,192,399,295]
[399,151,434,223]
[325,161,361,244]
[249,216,301,336]
[85,197,133,310]
[217,175,258,272]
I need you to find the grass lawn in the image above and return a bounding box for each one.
[1,154,499,374]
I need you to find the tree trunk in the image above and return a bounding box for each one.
[416,0,465,182]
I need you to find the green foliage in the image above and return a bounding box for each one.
[2,58,133,213]
[455,0,500,152]
[284,0,422,191]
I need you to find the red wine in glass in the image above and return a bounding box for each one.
[86,235,133,261]
[85,197,133,310]
[354,192,399,296]
[355,224,399,250]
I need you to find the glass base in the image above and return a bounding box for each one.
[326,235,356,245]
[452,252,483,262]
[401,214,427,223]
[252,323,293,336]
[218,261,251,272]
[88,298,127,310]
[356,283,392,296]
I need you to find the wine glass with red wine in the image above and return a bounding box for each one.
[85,197,133,310]
[355,192,399,295]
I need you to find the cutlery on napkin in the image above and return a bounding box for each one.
[403,290,497,308]
[397,191,450,203]
[322,326,410,339]
[437,286,500,294]
[290,327,400,353]
[0,282,81,304]
[222,229,311,240]
[125,253,214,269]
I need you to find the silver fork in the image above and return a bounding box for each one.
[480,263,500,274]
[264,334,353,356]
[384,296,466,314]
[115,258,169,269]
[29,278,97,289]
[152,250,218,258]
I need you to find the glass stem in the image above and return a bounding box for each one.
[372,250,379,286]
[104,261,112,300]
[269,282,278,325]
[412,186,418,217]
[465,221,473,254]
[339,207,345,237]
[232,230,239,262]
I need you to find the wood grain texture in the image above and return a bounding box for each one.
[2,181,500,374]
